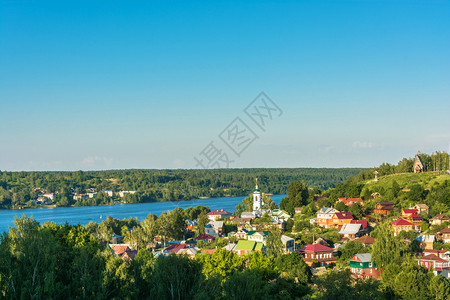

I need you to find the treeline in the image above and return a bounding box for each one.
[0,168,362,209]
[351,151,449,181]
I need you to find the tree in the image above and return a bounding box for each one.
[280,181,309,214]
[275,252,310,284]
[429,274,450,300]
[197,211,209,235]
[266,230,284,258]
[247,251,278,280]
[196,248,244,279]
[150,255,204,300]
[372,222,403,268]
[334,201,348,212]
[222,270,268,300]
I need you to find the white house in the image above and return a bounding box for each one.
[281,235,295,252]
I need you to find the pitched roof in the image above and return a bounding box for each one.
[109,244,131,255]
[392,219,413,226]
[201,249,217,255]
[414,204,429,209]
[281,235,294,243]
[439,227,450,234]
[247,230,270,237]
[195,233,216,240]
[318,207,338,214]
[409,213,423,220]
[402,209,419,214]
[432,214,450,220]
[355,235,376,244]
[351,253,372,263]
[377,202,394,206]
[419,254,447,262]
[123,250,138,260]
[339,223,362,235]
[164,244,186,253]
[207,209,232,216]
[334,212,353,219]
[234,240,258,251]
[351,220,368,229]
[301,244,334,252]
[416,235,435,243]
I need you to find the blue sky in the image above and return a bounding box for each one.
[1,0,449,171]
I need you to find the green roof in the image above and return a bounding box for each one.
[254,189,260,193]
[254,242,264,251]
[234,240,264,252]
[235,240,257,251]
[247,230,270,237]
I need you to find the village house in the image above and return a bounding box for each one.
[234,240,265,256]
[401,209,418,217]
[195,233,216,244]
[240,212,256,220]
[416,235,435,250]
[109,244,138,262]
[417,254,450,279]
[102,190,115,197]
[338,197,364,207]
[401,213,423,232]
[355,235,376,246]
[437,228,450,243]
[339,223,364,239]
[430,214,450,226]
[272,209,291,220]
[351,220,369,235]
[374,202,394,216]
[331,212,353,228]
[281,235,295,252]
[204,221,225,237]
[247,231,270,244]
[414,204,429,215]
[422,249,450,260]
[177,247,200,259]
[42,192,56,200]
[207,209,232,221]
[316,207,339,228]
[298,244,336,267]
[118,191,136,197]
[392,219,414,236]
[349,253,381,280]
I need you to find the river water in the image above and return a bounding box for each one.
[0,194,286,233]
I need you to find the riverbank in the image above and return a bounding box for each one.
[0,194,287,233]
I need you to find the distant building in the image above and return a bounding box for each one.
[414,150,424,173]
[417,254,450,279]
[416,235,435,250]
[437,228,450,243]
[339,223,363,239]
[253,179,262,211]
[281,235,295,252]
[207,209,232,221]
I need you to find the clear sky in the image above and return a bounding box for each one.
[1,0,449,171]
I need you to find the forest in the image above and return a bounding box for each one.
[0,168,361,209]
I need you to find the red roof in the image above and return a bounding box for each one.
[207,209,232,216]
[164,244,186,253]
[351,220,368,229]
[194,233,216,240]
[419,254,447,263]
[402,209,418,214]
[334,212,353,220]
[110,245,130,255]
[392,219,413,226]
[302,244,334,252]
[423,249,447,255]
[409,213,423,220]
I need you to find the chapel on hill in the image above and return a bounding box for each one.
[414,150,424,173]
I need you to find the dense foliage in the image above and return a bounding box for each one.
[0,168,362,209]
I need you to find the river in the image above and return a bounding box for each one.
[0,194,287,233]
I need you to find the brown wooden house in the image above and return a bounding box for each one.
[374,202,394,216]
